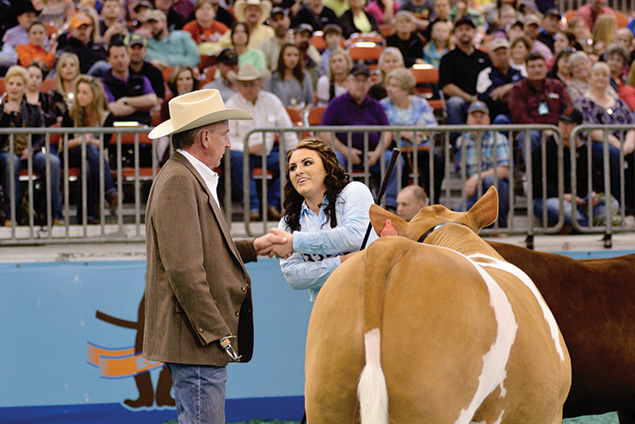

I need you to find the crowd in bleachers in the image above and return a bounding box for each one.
[0,0,635,228]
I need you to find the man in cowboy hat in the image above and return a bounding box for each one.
[144,89,287,424]
[225,63,297,221]
[218,0,273,50]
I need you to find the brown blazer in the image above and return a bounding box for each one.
[143,152,257,366]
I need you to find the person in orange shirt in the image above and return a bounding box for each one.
[16,21,56,69]
[183,0,229,54]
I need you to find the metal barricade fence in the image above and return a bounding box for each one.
[1,125,633,245]
[558,0,633,16]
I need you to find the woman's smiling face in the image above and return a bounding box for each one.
[288,148,328,201]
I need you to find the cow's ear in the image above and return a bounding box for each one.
[369,204,408,236]
[468,186,498,230]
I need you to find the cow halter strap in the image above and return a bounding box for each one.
[417,221,469,243]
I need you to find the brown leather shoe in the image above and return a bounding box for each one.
[249,210,261,221]
[266,206,282,221]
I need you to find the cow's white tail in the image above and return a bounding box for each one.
[357,328,388,424]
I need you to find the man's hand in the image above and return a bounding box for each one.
[465,174,479,198]
[368,149,382,167]
[253,231,288,256]
[266,228,294,258]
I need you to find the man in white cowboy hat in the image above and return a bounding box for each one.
[144,89,287,424]
[225,63,298,221]
[218,0,274,50]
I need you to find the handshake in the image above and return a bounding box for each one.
[253,228,294,258]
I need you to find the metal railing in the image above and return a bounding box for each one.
[558,0,633,15]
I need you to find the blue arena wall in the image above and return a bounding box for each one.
[1,250,632,423]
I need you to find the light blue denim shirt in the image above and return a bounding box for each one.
[278,181,378,302]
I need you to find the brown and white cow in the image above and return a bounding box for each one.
[489,241,635,423]
[304,187,571,423]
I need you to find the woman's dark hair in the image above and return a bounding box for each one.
[283,138,351,232]
[231,21,250,47]
[549,48,573,80]
[560,30,577,48]
[276,42,306,88]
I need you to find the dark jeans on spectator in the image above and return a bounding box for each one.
[230,146,281,213]
[405,150,445,204]
[456,175,509,227]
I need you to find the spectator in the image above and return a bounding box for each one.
[577,0,614,33]
[153,0,185,30]
[61,75,117,224]
[619,58,635,111]
[449,0,485,29]
[507,20,525,42]
[51,52,81,120]
[259,6,292,72]
[398,0,434,34]
[16,21,56,69]
[226,64,297,221]
[547,30,576,69]
[0,1,41,69]
[145,9,200,68]
[547,48,574,85]
[218,0,273,50]
[574,61,634,205]
[396,184,428,220]
[455,101,510,227]
[380,68,444,204]
[132,1,153,37]
[318,63,403,210]
[56,13,108,74]
[294,23,322,88]
[99,0,129,43]
[423,19,451,68]
[510,34,531,76]
[591,13,616,57]
[477,38,523,125]
[207,0,235,29]
[316,48,351,106]
[25,63,56,126]
[202,48,239,101]
[103,41,158,126]
[182,0,228,55]
[615,27,634,54]
[323,0,349,17]
[422,0,452,41]
[536,9,560,52]
[509,51,572,156]
[605,43,629,91]
[489,5,517,36]
[229,21,266,71]
[339,0,380,39]
[125,33,165,101]
[291,0,340,32]
[386,10,424,68]
[523,15,552,62]
[369,46,404,100]
[366,0,397,26]
[0,65,62,226]
[40,0,76,30]
[439,17,491,127]
[567,17,592,51]
[317,23,343,77]
[567,50,616,100]
[531,106,618,230]
[265,43,314,115]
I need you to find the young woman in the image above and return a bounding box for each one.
[567,17,591,52]
[365,0,397,25]
[265,43,314,115]
[0,65,62,226]
[51,52,81,120]
[25,63,57,126]
[61,75,117,224]
[230,21,265,71]
[316,49,352,107]
[510,35,531,77]
[268,138,376,301]
[547,30,576,70]
[423,19,451,68]
[591,13,617,57]
[547,49,574,85]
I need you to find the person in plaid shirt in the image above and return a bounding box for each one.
[455,101,511,227]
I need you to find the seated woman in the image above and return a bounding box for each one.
[368,47,404,100]
[423,20,452,68]
[316,49,352,107]
[574,61,635,215]
[183,0,229,55]
[509,35,531,77]
[25,63,57,126]
[230,21,265,71]
[0,65,63,226]
[547,30,576,70]
[265,43,314,116]
[61,75,117,224]
[268,138,377,301]
[51,52,81,121]
[547,49,574,86]
[567,50,617,100]
[380,68,444,204]
[340,0,380,38]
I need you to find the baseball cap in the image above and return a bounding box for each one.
[125,33,147,47]
[544,9,562,19]
[559,107,583,125]
[468,101,489,115]
[350,62,371,77]
[69,13,92,28]
[147,9,167,22]
[490,38,510,51]
[524,14,542,26]
[454,17,475,29]
[323,23,342,36]
[134,0,153,12]
[270,6,287,16]
[294,23,313,35]
[217,48,239,65]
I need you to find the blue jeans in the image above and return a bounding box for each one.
[533,197,613,227]
[335,149,402,209]
[230,147,281,212]
[446,96,469,126]
[590,142,621,202]
[167,363,227,424]
[0,149,62,220]
[458,175,509,227]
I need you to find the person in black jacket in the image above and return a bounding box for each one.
[291,0,340,31]
[56,13,108,74]
[339,0,380,38]
[386,10,424,68]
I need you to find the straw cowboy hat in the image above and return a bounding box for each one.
[233,0,272,25]
[149,89,252,139]
[227,64,272,84]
